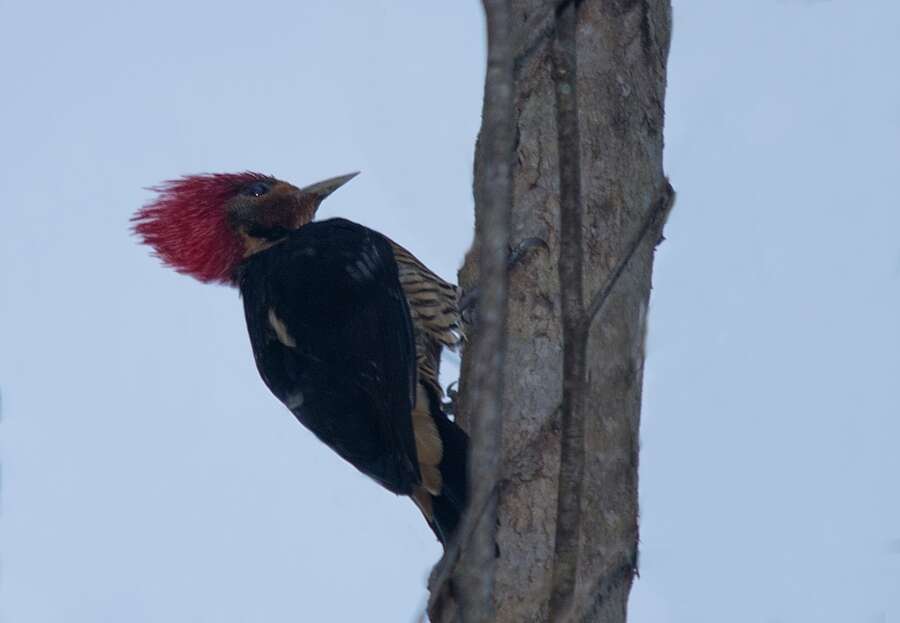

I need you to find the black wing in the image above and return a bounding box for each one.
[238,218,420,494]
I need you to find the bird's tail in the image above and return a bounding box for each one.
[410,382,469,546]
[429,410,469,545]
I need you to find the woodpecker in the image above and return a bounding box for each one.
[133,172,468,545]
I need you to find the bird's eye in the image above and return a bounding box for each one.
[241,181,271,197]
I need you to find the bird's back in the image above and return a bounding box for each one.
[236,218,421,495]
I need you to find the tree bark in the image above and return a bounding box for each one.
[547,1,589,619]
[435,1,673,621]
[451,1,515,621]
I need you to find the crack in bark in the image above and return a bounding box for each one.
[512,0,587,77]
[548,1,587,619]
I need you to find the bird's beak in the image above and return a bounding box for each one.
[297,172,359,214]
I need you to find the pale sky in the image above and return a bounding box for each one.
[2,1,899,622]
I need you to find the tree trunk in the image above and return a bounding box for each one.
[436,1,673,621]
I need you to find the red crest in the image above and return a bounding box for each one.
[133,172,270,284]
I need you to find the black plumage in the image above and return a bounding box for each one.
[236,218,467,542]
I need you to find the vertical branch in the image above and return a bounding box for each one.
[549,2,587,621]
[451,0,515,621]
[446,2,671,621]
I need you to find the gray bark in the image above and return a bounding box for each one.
[452,1,515,621]
[433,1,673,621]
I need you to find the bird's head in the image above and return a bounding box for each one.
[133,171,358,284]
